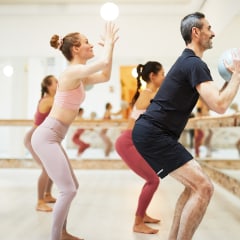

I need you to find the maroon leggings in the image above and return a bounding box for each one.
[115,129,159,217]
[72,128,89,154]
[31,117,79,240]
[194,129,204,157]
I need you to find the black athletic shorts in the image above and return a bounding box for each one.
[132,117,193,179]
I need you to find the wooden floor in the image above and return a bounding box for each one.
[1,168,240,240]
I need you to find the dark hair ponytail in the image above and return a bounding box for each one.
[130,61,162,106]
[41,75,54,98]
[131,64,143,107]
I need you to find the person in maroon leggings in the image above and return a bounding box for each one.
[115,61,165,234]
[72,108,90,155]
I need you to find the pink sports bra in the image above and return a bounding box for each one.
[54,82,85,110]
[34,101,50,126]
[130,105,145,120]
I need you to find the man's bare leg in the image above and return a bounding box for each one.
[168,187,191,240]
[168,160,214,240]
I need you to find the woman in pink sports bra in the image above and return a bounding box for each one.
[31,22,119,240]
[115,61,165,234]
[24,75,57,212]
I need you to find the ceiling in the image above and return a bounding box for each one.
[0,0,239,66]
[0,0,238,33]
[0,0,191,3]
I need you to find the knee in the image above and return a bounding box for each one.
[41,169,49,178]
[149,175,160,190]
[207,180,214,198]
[154,176,160,187]
[198,177,214,200]
[24,137,31,150]
[63,184,78,199]
[66,187,78,199]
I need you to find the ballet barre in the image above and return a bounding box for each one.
[0,112,240,128]
[185,113,240,129]
[0,119,128,128]
[0,114,240,198]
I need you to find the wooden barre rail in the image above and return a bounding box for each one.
[0,119,128,129]
[1,116,240,199]
[186,113,240,129]
[0,113,239,129]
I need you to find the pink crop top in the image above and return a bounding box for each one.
[130,105,146,120]
[54,82,85,110]
[34,105,50,126]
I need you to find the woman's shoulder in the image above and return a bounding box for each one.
[135,92,152,110]
[138,89,154,101]
[39,96,54,109]
[57,75,83,91]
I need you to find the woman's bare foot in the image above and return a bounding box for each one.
[61,231,84,240]
[143,215,161,223]
[36,200,52,212]
[133,222,159,234]
[44,192,56,203]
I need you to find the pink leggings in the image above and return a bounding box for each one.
[31,117,79,240]
[115,129,159,218]
[24,126,53,200]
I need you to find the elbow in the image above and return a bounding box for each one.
[102,71,111,82]
[102,59,110,68]
[103,78,110,83]
[215,108,226,114]
[101,61,112,81]
[102,57,111,68]
[213,100,228,114]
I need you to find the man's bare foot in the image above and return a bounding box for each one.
[61,231,84,240]
[133,223,159,234]
[143,215,161,223]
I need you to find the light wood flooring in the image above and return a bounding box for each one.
[0,168,240,240]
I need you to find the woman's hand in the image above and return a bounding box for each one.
[98,22,119,47]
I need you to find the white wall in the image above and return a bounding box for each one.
[0,1,239,157]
